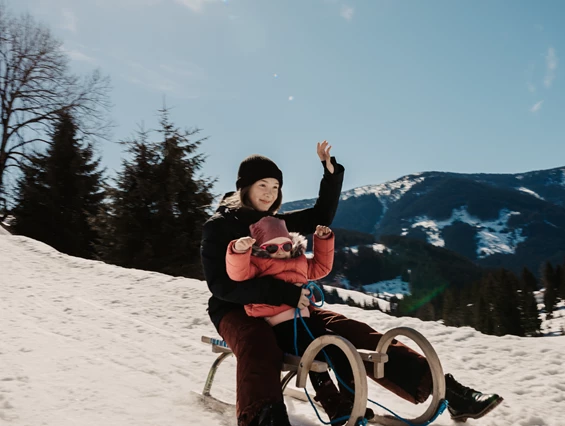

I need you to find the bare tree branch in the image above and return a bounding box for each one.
[0,4,112,195]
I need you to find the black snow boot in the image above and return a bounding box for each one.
[444,373,503,422]
[329,397,375,426]
[312,374,344,422]
[336,387,375,426]
[248,401,291,426]
[312,375,374,426]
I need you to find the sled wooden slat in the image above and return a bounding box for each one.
[201,335,328,372]
[201,336,232,354]
[282,353,328,373]
[357,349,389,378]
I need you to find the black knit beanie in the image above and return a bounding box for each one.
[236,154,283,190]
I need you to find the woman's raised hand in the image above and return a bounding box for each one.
[316,140,334,174]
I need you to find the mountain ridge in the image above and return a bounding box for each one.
[281,165,565,275]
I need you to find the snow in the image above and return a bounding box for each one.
[540,301,565,336]
[345,243,388,254]
[411,207,527,258]
[475,210,526,258]
[411,218,446,247]
[516,187,544,200]
[322,285,392,312]
[535,291,565,337]
[1,233,565,426]
[340,174,426,216]
[362,277,410,297]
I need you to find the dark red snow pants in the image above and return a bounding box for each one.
[218,308,433,426]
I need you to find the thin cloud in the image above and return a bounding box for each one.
[61,8,77,33]
[96,0,164,6]
[340,5,354,21]
[525,62,536,93]
[123,60,199,99]
[126,61,175,91]
[174,0,215,12]
[530,100,543,113]
[62,47,96,64]
[544,47,557,88]
[159,62,207,79]
[124,73,175,93]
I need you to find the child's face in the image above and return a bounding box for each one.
[260,237,292,259]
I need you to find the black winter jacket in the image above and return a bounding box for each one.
[200,158,345,331]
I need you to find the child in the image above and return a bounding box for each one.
[226,216,374,425]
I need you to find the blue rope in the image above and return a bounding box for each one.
[294,282,447,426]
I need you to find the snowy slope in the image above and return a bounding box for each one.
[1,233,564,426]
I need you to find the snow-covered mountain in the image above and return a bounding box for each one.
[281,166,565,275]
[1,228,565,425]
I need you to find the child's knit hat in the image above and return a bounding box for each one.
[249,216,291,246]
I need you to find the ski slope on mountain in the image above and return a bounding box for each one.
[1,233,564,426]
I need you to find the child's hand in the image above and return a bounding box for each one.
[234,237,256,253]
[315,225,332,239]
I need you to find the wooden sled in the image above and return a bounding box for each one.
[200,327,446,426]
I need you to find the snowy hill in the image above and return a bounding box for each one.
[1,233,565,426]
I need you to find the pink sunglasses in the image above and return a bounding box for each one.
[260,242,293,254]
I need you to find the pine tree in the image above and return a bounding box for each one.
[542,262,557,319]
[96,128,160,269]
[417,303,435,321]
[12,112,105,258]
[490,269,524,336]
[554,265,564,301]
[98,107,215,278]
[442,289,458,326]
[458,284,476,327]
[473,273,496,335]
[473,294,490,335]
[560,259,565,300]
[519,268,542,336]
[520,267,538,293]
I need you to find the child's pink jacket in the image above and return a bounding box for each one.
[226,233,334,326]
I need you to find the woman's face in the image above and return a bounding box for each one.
[247,178,280,211]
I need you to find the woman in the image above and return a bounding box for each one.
[200,142,502,426]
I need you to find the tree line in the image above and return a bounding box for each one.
[0,6,215,279]
[321,234,565,337]
[10,107,214,279]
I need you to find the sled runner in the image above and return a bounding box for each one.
[200,327,446,426]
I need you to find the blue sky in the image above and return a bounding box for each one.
[8,0,565,202]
